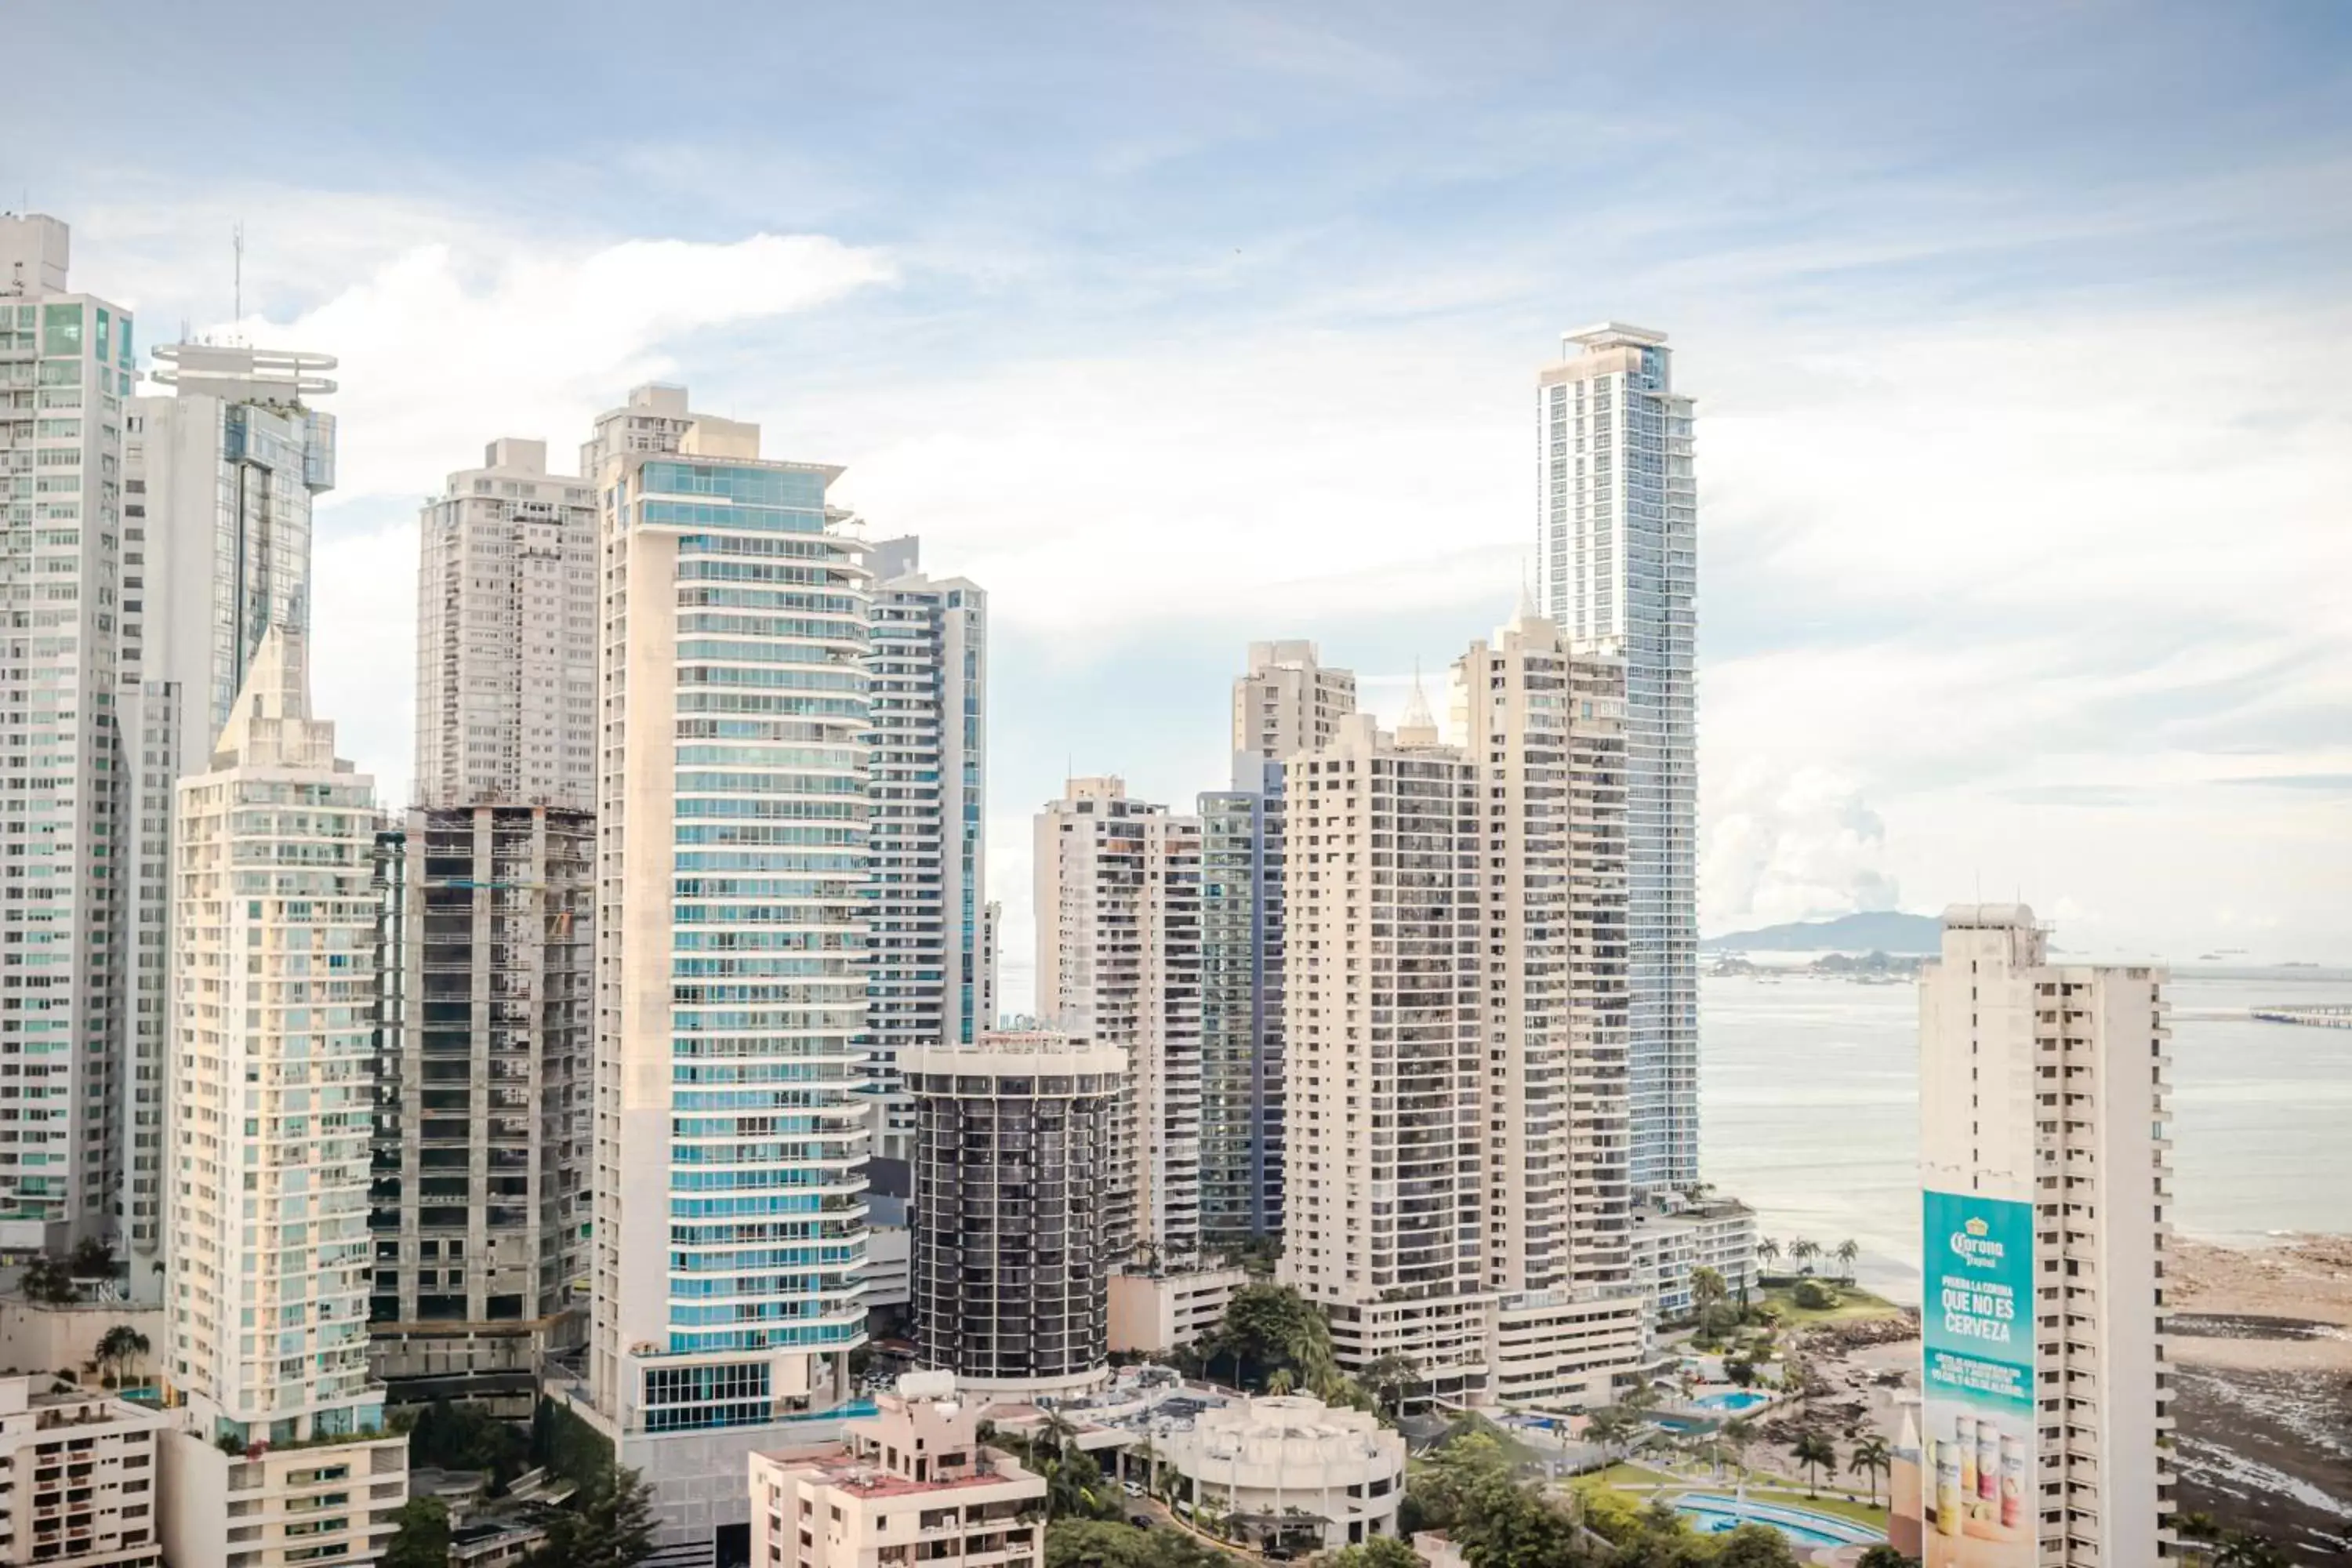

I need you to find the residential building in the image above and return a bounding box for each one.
[122,336,336,1298]
[367,805,593,1404]
[1106,1265,1246,1356]
[0,1374,166,1568]
[1156,1395,1405,1553]
[1917,905,2174,1566]
[411,438,597,811]
[1279,607,1648,1410]
[862,535,987,1165]
[1627,1198,1759,1321]
[0,214,134,1252]
[1033,778,1202,1265]
[1199,641,1356,1248]
[1537,325,1697,1197]
[159,626,407,1567]
[585,388,869,1565]
[748,1374,1045,1568]
[978,901,1000,1032]
[906,1032,1117,1396]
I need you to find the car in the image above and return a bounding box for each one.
[1123,1481,1144,1497]
[1127,1514,1153,1530]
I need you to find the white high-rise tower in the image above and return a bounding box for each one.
[159,627,406,1568]
[1918,906,2174,1566]
[1537,324,1698,1197]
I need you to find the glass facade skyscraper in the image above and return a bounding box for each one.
[1538,325,1698,1196]
[585,387,868,1564]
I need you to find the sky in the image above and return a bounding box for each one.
[11,2,2350,1003]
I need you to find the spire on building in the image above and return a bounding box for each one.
[1396,663,1439,746]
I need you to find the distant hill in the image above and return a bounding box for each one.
[1701,910,1943,954]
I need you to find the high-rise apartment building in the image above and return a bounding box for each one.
[861,535,986,1164]
[906,1032,1118,1396]
[159,627,407,1567]
[1033,778,1202,1264]
[1537,324,1697,1196]
[1279,608,1647,1410]
[122,339,336,1297]
[583,388,868,1565]
[1198,641,1356,1247]
[368,804,593,1399]
[978,900,1000,1031]
[0,214,133,1250]
[1917,906,2173,1566]
[412,438,597,811]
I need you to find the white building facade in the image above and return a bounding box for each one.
[0,1374,167,1568]
[1537,325,1697,1198]
[412,437,597,811]
[122,339,337,1298]
[587,390,869,1564]
[1033,778,1202,1265]
[160,627,406,1566]
[1158,1395,1404,1553]
[861,536,986,1164]
[1918,905,2174,1566]
[0,214,134,1251]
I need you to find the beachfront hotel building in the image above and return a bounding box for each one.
[158,626,408,1567]
[1033,778,1203,1264]
[905,1032,1118,1396]
[122,337,339,1298]
[1537,325,1697,1199]
[412,437,597,812]
[0,214,134,1254]
[583,386,870,1564]
[861,535,987,1165]
[747,1374,1045,1568]
[1279,606,1648,1409]
[1918,904,2175,1566]
[1197,642,1356,1248]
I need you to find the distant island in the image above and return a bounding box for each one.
[1700,909,1943,953]
[1711,949,1923,979]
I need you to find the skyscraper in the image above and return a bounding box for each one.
[412,437,597,811]
[122,337,337,1296]
[862,535,986,1163]
[1917,906,2174,1566]
[1537,324,1697,1197]
[1279,608,1647,1409]
[1033,778,1202,1265]
[583,388,869,1563]
[1197,641,1356,1246]
[0,214,134,1251]
[159,627,407,1568]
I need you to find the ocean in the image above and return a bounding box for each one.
[1698,969,2352,1301]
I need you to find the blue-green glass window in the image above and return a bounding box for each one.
[94,309,109,365]
[118,314,133,369]
[41,304,82,357]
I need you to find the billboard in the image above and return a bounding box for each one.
[1923,1189,2035,1567]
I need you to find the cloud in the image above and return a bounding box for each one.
[221,231,895,510]
[1703,762,1902,932]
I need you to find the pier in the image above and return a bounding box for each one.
[2252,1004,2352,1029]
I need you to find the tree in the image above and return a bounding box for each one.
[1214,1283,1338,1392]
[1583,1406,1640,1463]
[1855,1548,1915,1568]
[1788,1238,1820,1276]
[19,1254,78,1305]
[1360,1352,1421,1417]
[1710,1524,1804,1566]
[527,1467,656,1568]
[411,1398,530,1487]
[1265,1367,1297,1396]
[1718,1416,1758,1481]
[1834,1240,1861,1284]
[1690,1266,1728,1319]
[1406,1431,1513,1534]
[2213,1534,2294,1568]
[1791,1279,1841,1312]
[1756,1236,1781,1272]
[1723,1357,1759,1388]
[385,1497,452,1568]
[67,1236,114,1279]
[1791,1429,1838,1497]
[1317,1537,1421,1568]
[1846,1435,1892,1508]
[94,1325,150,1388]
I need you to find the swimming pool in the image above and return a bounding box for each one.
[1692,1389,1772,1413]
[1673,1494,1880,1549]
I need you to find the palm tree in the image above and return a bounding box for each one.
[1834,1240,1861,1284]
[1757,1236,1781,1272]
[94,1326,149,1389]
[1719,1416,1757,1482]
[1847,1435,1891,1508]
[1265,1367,1296,1396]
[1791,1428,1837,1497]
[1690,1265,1729,1318]
[1584,1406,1639,1463]
[1788,1238,1820,1276]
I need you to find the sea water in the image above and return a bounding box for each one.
[1699,970,2352,1301]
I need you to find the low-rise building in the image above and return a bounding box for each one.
[1106,1267,1247,1356]
[158,1429,408,1568]
[1628,1197,1759,1322]
[0,1375,166,1567]
[749,1374,1044,1568]
[1158,1395,1404,1553]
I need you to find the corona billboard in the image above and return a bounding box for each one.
[1923,1189,2035,1566]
